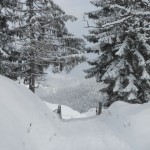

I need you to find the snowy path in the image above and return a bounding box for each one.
[49,117,132,150]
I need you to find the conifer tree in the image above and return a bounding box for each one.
[0,0,18,78]
[84,0,150,106]
[15,0,85,92]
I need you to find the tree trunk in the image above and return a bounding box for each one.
[28,0,35,93]
[29,75,35,93]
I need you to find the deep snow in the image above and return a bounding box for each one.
[48,102,150,150]
[1,75,150,150]
[0,75,59,150]
[45,102,96,119]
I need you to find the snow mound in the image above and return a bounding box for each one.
[0,75,58,150]
[49,101,150,150]
[102,101,150,150]
[45,102,82,119]
[45,102,96,119]
[1,75,150,150]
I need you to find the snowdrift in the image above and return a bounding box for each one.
[1,75,150,150]
[48,102,150,150]
[45,102,96,119]
[0,75,58,150]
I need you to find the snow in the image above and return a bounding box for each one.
[128,93,137,100]
[116,37,128,56]
[102,60,125,80]
[45,102,82,119]
[113,78,121,92]
[134,50,146,66]
[102,16,132,28]
[45,102,96,119]
[1,50,150,149]
[0,47,8,57]
[48,101,150,150]
[123,82,138,93]
[110,4,130,13]
[143,41,150,54]
[1,75,150,150]
[141,68,150,80]
[0,75,59,150]
[47,2,52,8]
[142,0,149,3]
[122,75,138,100]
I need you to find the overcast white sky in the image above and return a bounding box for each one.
[53,0,95,37]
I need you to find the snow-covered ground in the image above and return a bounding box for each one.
[1,75,150,150]
[45,102,96,119]
[49,101,150,150]
[0,75,59,150]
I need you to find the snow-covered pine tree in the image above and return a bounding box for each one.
[0,0,18,78]
[84,0,150,106]
[52,34,85,73]
[15,0,85,92]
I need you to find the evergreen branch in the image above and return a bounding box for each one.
[102,16,132,28]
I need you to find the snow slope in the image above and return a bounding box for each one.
[1,75,150,150]
[49,102,150,150]
[0,75,59,150]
